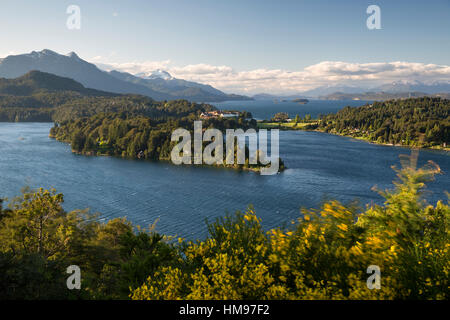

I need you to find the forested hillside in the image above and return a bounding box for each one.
[316,97,449,149]
[0,70,115,96]
[0,71,216,122]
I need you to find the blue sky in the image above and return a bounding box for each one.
[1,0,450,93]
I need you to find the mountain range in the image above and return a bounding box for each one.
[2,50,449,102]
[0,69,116,97]
[252,93,309,100]
[107,69,247,102]
[298,85,368,97]
[0,49,250,102]
[0,70,221,123]
[373,80,450,94]
[319,91,450,101]
[252,81,450,101]
[262,81,450,100]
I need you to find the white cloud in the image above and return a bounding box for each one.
[92,58,450,94]
[92,57,172,75]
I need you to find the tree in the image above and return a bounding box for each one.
[272,112,289,122]
[0,188,179,299]
[0,188,78,259]
[71,131,86,152]
[317,97,449,148]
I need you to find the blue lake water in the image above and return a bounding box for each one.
[0,121,448,239]
[213,99,373,120]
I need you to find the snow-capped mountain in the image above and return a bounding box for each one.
[297,80,450,98]
[0,49,157,97]
[108,69,250,101]
[299,84,369,97]
[374,80,450,94]
[136,69,174,81]
[0,49,250,102]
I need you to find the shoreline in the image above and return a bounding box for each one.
[257,121,449,152]
[313,129,450,152]
[49,133,285,174]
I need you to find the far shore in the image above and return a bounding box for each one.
[257,120,450,152]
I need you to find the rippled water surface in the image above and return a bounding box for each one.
[214,99,373,120]
[0,122,448,239]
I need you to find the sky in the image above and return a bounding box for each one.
[0,0,450,94]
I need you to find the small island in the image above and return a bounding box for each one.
[49,110,285,174]
[292,98,309,104]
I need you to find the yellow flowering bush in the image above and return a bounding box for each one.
[132,160,449,300]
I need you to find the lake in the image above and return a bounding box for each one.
[1,121,448,239]
[213,99,373,120]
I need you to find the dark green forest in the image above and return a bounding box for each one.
[314,97,450,149]
[0,188,178,299]
[0,71,218,122]
[48,112,279,172]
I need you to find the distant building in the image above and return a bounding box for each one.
[221,111,240,118]
[200,111,240,119]
[200,111,221,119]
